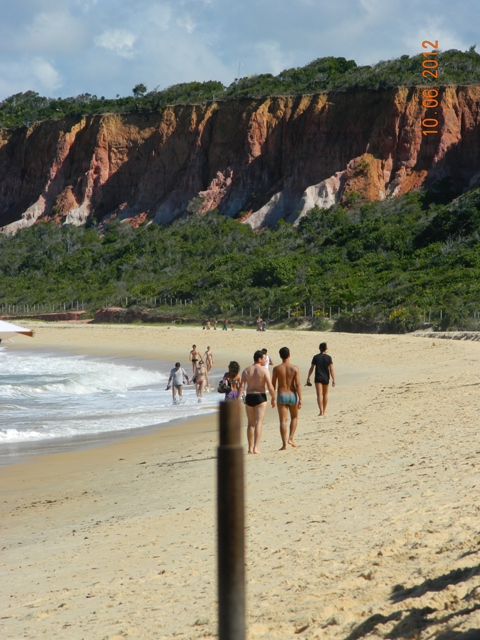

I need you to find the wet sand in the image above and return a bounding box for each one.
[2,324,480,639]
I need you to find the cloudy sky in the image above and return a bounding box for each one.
[0,0,477,101]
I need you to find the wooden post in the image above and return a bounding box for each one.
[217,401,246,640]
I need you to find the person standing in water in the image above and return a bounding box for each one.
[203,346,214,372]
[194,360,209,402]
[306,342,335,416]
[272,347,302,449]
[189,344,201,374]
[238,350,275,454]
[167,362,190,404]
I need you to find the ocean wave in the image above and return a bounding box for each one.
[0,350,218,444]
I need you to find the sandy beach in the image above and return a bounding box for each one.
[2,323,480,639]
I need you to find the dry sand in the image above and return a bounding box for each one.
[2,324,480,639]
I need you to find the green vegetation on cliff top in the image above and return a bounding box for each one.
[1,48,480,130]
[1,186,480,333]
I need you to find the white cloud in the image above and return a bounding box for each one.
[145,3,172,30]
[30,57,62,91]
[255,41,294,76]
[359,0,386,16]
[21,10,86,54]
[94,29,137,59]
[403,19,468,54]
[74,0,98,9]
[0,0,478,101]
[177,14,197,34]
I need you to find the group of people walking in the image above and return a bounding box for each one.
[233,342,334,453]
[166,344,215,403]
[167,340,335,453]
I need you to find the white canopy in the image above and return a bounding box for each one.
[0,319,34,337]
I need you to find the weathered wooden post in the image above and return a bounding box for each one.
[217,401,246,640]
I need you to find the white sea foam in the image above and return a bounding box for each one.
[0,350,217,444]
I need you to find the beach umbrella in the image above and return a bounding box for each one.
[0,319,34,337]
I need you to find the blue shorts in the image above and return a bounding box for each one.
[277,392,298,405]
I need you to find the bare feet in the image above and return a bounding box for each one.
[253,449,261,454]
[288,439,297,448]
[248,449,254,454]
[279,445,287,451]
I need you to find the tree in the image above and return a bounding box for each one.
[132,83,147,98]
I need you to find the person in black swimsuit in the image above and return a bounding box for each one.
[306,342,336,416]
[238,350,275,454]
[189,344,201,374]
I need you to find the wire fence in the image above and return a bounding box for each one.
[0,298,358,320]
[2,299,480,325]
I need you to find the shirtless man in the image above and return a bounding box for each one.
[203,346,214,372]
[189,344,201,374]
[306,342,335,416]
[272,347,302,450]
[238,350,276,454]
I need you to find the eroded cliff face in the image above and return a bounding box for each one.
[1,86,480,233]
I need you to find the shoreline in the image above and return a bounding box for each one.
[2,324,480,639]
[0,342,221,466]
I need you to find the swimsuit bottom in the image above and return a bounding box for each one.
[277,392,298,405]
[245,393,267,407]
[314,377,329,385]
[192,359,198,362]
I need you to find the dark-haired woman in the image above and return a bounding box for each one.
[219,361,241,400]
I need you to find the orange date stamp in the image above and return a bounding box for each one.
[421,39,439,136]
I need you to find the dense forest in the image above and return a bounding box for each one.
[1,185,480,333]
[1,48,479,130]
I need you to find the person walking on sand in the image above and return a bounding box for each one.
[238,350,275,454]
[204,346,214,372]
[306,342,335,416]
[262,348,274,369]
[218,361,241,401]
[222,318,228,331]
[189,344,201,374]
[272,347,302,450]
[167,362,190,404]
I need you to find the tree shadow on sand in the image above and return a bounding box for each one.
[343,562,480,640]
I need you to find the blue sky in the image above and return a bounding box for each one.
[0,0,478,101]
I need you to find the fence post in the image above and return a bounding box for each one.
[217,401,246,640]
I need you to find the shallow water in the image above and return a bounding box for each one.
[0,347,217,461]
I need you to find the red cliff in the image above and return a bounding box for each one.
[1,86,480,232]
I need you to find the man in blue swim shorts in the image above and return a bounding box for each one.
[272,347,302,450]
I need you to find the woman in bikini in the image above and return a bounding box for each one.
[218,361,241,401]
[194,360,209,402]
[189,344,201,374]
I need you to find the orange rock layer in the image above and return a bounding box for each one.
[1,86,479,232]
